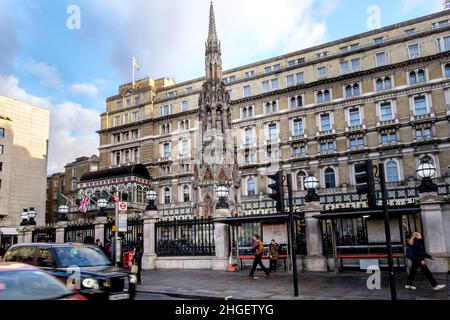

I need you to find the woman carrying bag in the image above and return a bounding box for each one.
[405,232,446,291]
[131,244,143,285]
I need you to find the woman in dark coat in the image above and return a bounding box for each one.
[132,244,143,285]
[268,239,279,273]
[405,232,446,291]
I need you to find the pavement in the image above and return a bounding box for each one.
[136,269,449,300]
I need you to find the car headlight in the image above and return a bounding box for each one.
[129,275,137,284]
[82,278,99,289]
[102,279,111,288]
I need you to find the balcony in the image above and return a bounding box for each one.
[289,131,307,142]
[158,156,172,162]
[410,112,435,123]
[177,153,191,160]
[265,138,280,145]
[376,118,399,130]
[345,124,366,133]
[316,129,336,138]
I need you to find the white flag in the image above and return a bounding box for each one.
[133,56,140,70]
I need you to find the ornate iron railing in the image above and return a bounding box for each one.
[119,215,144,254]
[155,216,215,256]
[32,226,56,243]
[64,221,95,244]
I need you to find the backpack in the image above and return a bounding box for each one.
[406,246,414,260]
[257,241,265,255]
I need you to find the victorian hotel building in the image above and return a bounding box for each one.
[96,8,450,271]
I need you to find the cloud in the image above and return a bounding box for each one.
[0,75,99,174]
[0,0,20,74]
[27,60,63,88]
[81,0,338,82]
[70,83,99,97]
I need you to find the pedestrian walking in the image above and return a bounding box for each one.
[405,232,446,291]
[132,244,143,285]
[268,239,279,273]
[249,235,269,279]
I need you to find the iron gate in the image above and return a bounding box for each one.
[155,216,215,256]
[32,226,56,243]
[64,221,95,244]
[119,216,144,254]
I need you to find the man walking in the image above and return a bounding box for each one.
[249,234,270,279]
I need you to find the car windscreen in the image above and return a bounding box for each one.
[53,246,111,268]
[0,270,74,300]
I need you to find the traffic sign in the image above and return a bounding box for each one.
[118,214,127,232]
[119,202,127,211]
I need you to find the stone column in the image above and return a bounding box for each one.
[212,208,230,271]
[142,210,158,270]
[303,202,327,272]
[55,221,67,244]
[17,227,27,244]
[24,226,35,243]
[94,216,107,244]
[417,193,449,273]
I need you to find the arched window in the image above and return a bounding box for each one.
[445,64,450,78]
[297,95,303,107]
[248,106,253,116]
[247,176,256,196]
[317,91,323,103]
[164,187,171,204]
[297,171,307,191]
[324,168,336,188]
[182,185,190,202]
[409,71,417,84]
[376,78,383,91]
[386,160,399,182]
[417,69,425,82]
[384,77,392,89]
[137,186,143,203]
[353,83,360,96]
[324,90,331,101]
[290,97,296,108]
[345,85,352,98]
[265,102,271,113]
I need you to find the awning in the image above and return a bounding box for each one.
[313,207,421,220]
[0,227,19,235]
[214,213,304,225]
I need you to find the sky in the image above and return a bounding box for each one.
[0,0,446,174]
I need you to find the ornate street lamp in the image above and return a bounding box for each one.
[96,198,108,217]
[146,190,157,211]
[57,205,69,222]
[215,185,230,209]
[304,173,320,202]
[417,155,437,193]
[27,207,36,225]
[20,209,29,226]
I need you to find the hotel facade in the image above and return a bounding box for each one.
[98,10,450,210]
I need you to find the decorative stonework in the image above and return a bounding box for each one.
[193,3,241,217]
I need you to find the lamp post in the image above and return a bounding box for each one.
[58,205,69,222]
[145,190,157,211]
[20,209,29,226]
[417,156,438,193]
[96,198,108,217]
[27,208,36,225]
[304,173,320,202]
[215,185,229,209]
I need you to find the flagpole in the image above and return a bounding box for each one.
[132,56,135,89]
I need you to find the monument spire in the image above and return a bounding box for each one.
[205,1,222,80]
